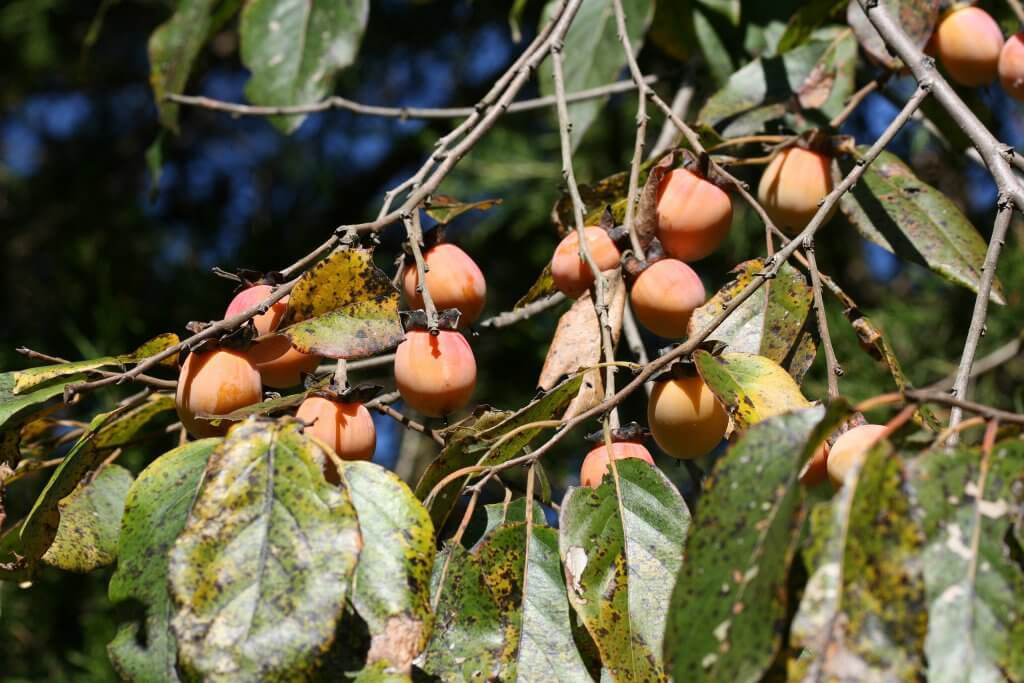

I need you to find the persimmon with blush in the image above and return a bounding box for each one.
[402,243,487,325]
[826,424,887,487]
[550,227,621,298]
[757,147,834,235]
[225,284,321,388]
[932,6,1003,87]
[394,329,477,417]
[655,168,732,262]
[799,441,830,486]
[579,442,655,488]
[999,33,1024,100]
[175,348,262,438]
[647,375,728,459]
[630,259,705,338]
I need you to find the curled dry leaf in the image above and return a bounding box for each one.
[537,269,626,419]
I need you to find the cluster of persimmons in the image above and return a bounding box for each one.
[173,116,888,490]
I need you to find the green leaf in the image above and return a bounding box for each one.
[693,6,734,86]
[698,0,740,25]
[689,259,816,382]
[20,394,175,565]
[693,351,810,430]
[41,464,132,572]
[514,264,560,311]
[0,369,83,432]
[108,439,219,683]
[839,149,1005,304]
[415,373,583,532]
[148,0,216,132]
[170,419,362,682]
[698,28,856,137]
[791,442,928,679]
[240,0,369,133]
[12,333,179,394]
[776,0,847,53]
[423,520,590,681]
[424,195,502,226]
[538,0,654,148]
[559,459,690,681]
[476,497,547,549]
[338,461,435,673]
[908,440,1024,682]
[663,404,846,682]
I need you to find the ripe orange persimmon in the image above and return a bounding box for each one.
[402,243,487,325]
[999,33,1024,100]
[225,284,321,388]
[550,227,621,298]
[655,168,732,262]
[394,329,477,417]
[297,397,376,462]
[932,6,1003,87]
[757,147,834,235]
[647,375,728,459]
[826,424,887,487]
[799,441,830,486]
[580,442,655,488]
[175,349,263,438]
[630,259,705,338]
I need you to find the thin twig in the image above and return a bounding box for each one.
[648,78,695,161]
[829,77,884,129]
[948,203,1014,438]
[803,244,842,399]
[403,210,439,331]
[549,20,619,427]
[477,293,567,329]
[612,0,649,258]
[166,76,656,119]
[15,348,177,391]
[906,389,1024,426]
[925,335,1022,391]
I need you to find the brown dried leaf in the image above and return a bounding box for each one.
[538,270,625,419]
[633,151,678,251]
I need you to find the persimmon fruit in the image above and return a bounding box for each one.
[297,396,376,464]
[225,284,320,388]
[999,33,1024,100]
[826,424,887,487]
[175,349,263,438]
[757,147,834,235]
[550,226,621,298]
[402,243,487,325]
[799,441,830,486]
[655,168,732,262]
[630,259,705,338]
[932,6,1003,87]
[579,442,655,488]
[647,375,728,459]
[393,329,477,417]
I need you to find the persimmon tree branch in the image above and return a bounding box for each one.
[16,347,177,391]
[478,293,566,329]
[612,0,649,258]
[855,0,1024,437]
[165,76,656,119]
[403,210,439,331]
[466,82,931,483]
[803,243,842,400]
[549,14,620,427]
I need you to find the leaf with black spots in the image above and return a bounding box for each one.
[664,405,846,682]
[693,351,810,431]
[908,440,1024,682]
[41,464,132,572]
[689,260,816,382]
[791,442,928,680]
[169,419,362,682]
[423,519,589,681]
[560,459,690,681]
[839,149,1004,303]
[148,0,216,132]
[108,439,219,683]
[339,461,435,674]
